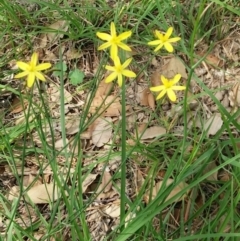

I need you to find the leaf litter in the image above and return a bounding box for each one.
[1,9,240,241]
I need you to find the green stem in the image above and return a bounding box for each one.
[120,76,126,225]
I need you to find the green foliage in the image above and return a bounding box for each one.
[69,69,84,86]
[52,61,67,77]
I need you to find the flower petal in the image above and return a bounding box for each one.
[98,42,112,50]
[35,72,46,81]
[27,72,36,88]
[117,30,132,41]
[15,71,29,78]
[96,32,112,41]
[165,27,173,39]
[122,70,136,78]
[148,40,162,46]
[105,72,117,83]
[168,37,181,43]
[167,89,177,102]
[155,30,164,40]
[150,85,166,92]
[171,86,186,90]
[31,53,38,67]
[112,55,121,67]
[110,44,118,59]
[154,43,164,52]
[110,22,116,37]
[105,65,116,71]
[122,58,132,69]
[16,61,30,71]
[117,42,131,51]
[172,74,181,84]
[117,73,123,87]
[35,63,51,71]
[161,75,169,86]
[164,42,174,52]
[156,89,167,100]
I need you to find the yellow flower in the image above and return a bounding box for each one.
[15,52,51,88]
[96,22,132,59]
[105,56,136,87]
[150,74,186,102]
[148,27,181,52]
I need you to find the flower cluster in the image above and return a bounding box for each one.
[97,23,185,101]
[15,23,185,102]
[96,22,136,87]
[15,52,51,88]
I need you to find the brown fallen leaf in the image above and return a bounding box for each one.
[145,178,189,204]
[140,88,149,106]
[203,161,218,181]
[92,117,113,147]
[39,20,69,47]
[96,170,112,195]
[82,173,98,193]
[162,56,188,79]
[9,97,28,114]
[101,201,120,218]
[151,71,161,87]
[140,126,166,140]
[25,183,68,204]
[140,88,155,110]
[90,95,122,116]
[197,52,224,68]
[95,79,113,97]
[148,91,155,110]
[204,114,223,137]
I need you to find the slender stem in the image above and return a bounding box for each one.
[120,76,126,225]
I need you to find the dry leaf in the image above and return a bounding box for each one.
[145,178,188,204]
[47,83,72,104]
[97,170,112,194]
[10,97,28,114]
[139,88,155,110]
[96,79,113,97]
[197,52,224,67]
[92,117,113,147]
[203,161,218,181]
[148,91,155,110]
[102,202,120,218]
[26,183,67,204]
[140,88,149,106]
[65,47,83,60]
[151,71,161,86]
[66,117,80,135]
[135,168,145,194]
[204,114,223,137]
[140,126,166,140]
[39,20,69,47]
[90,95,121,116]
[55,138,69,149]
[162,56,188,79]
[82,173,98,193]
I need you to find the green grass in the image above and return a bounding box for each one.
[0,0,240,240]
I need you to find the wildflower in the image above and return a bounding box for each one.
[150,74,186,102]
[96,22,132,59]
[15,52,51,88]
[148,27,181,53]
[105,56,136,87]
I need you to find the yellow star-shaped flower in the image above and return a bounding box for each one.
[150,74,186,102]
[148,27,181,53]
[15,52,51,88]
[105,56,136,87]
[96,22,132,59]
